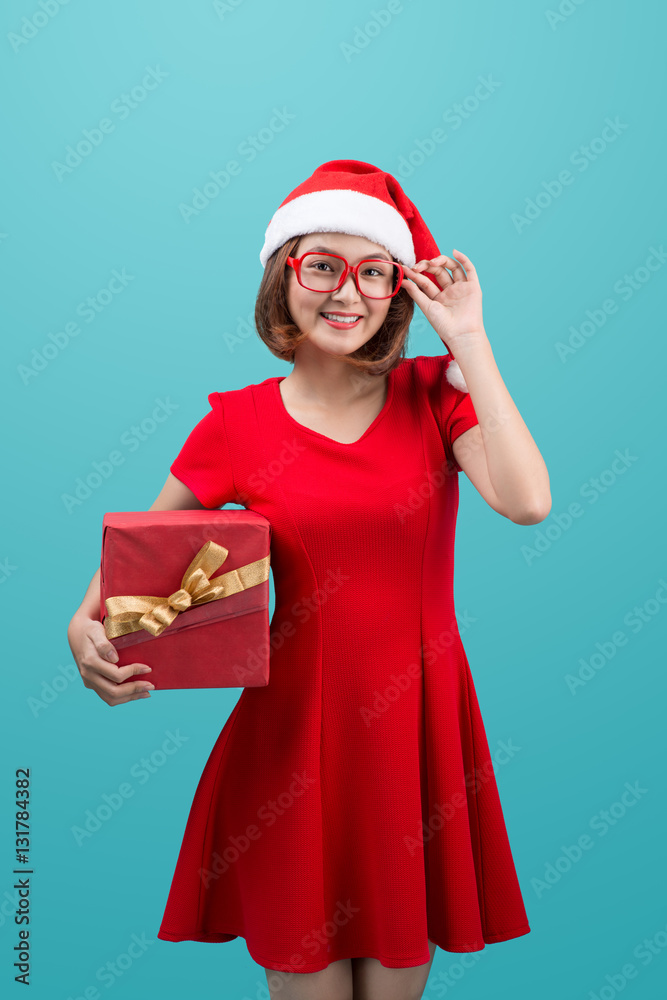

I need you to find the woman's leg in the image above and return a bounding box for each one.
[264,957,354,1000]
[351,939,437,1000]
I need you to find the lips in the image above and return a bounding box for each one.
[320,312,363,329]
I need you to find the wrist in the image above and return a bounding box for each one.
[446,328,490,355]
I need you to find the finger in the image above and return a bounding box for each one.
[411,258,456,291]
[106,692,153,707]
[417,255,451,268]
[82,649,153,686]
[91,672,155,703]
[93,679,154,706]
[419,258,455,285]
[412,256,451,275]
[90,660,153,687]
[451,249,479,284]
[85,628,152,683]
[88,620,123,664]
[401,269,439,311]
[100,688,153,707]
[90,658,153,684]
[403,266,443,299]
[430,265,454,289]
[436,254,468,282]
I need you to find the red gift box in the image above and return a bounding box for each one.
[99,510,272,690]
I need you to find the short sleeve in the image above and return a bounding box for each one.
[439,357,479,474]
[169,392,241,508]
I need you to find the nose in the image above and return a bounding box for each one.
[330,269,364,303]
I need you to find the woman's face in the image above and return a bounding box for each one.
[285,232,396,357]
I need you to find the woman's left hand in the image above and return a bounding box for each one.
[401,249,485,350]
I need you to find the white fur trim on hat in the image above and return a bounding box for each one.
[445,359,469,393]
[259,188,416,268]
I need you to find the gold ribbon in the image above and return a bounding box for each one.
[103,539,270,640]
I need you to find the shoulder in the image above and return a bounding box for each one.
[398,355,474,441]
[399,353,467,399]
[206,375,276,412]
[205,376,278,436]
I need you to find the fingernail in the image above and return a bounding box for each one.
[142,683,155,691]
[139,692,151,698]
[139,667,152,674]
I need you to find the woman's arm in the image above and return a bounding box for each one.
[67,473,208,705]
[451,331,552,525]
[402,250,552,525]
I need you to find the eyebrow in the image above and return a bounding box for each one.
[303,244,393,262]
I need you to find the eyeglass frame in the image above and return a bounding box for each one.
[286,251,405,299]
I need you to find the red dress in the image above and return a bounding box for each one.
[157,353,531,973]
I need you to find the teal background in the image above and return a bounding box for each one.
[2,1,666,997]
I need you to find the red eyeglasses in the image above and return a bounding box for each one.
[286,251,404,299]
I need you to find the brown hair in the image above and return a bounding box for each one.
[254,235,415,377]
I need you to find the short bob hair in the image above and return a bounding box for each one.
[254,234,415,378]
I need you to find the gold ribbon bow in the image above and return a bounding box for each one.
[104,539,270,640]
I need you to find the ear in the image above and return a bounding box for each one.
[445,358,469,393]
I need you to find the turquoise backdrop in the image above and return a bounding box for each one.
[2,1,665,998]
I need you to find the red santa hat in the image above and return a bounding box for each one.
[259,159,469,393]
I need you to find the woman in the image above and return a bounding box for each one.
[68,160,550,1000]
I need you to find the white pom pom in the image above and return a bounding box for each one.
[445,359,469,393]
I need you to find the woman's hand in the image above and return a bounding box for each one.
[67,614,155,706]
[401,249,485,351]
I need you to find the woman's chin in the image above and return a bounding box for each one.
[313,334,367,357]
[307,319,374,354]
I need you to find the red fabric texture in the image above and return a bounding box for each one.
[157,354,531,973]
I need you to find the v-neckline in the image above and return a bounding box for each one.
[273,367,397,447]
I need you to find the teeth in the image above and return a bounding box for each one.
[322,313,362,323]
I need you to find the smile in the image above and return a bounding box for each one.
[321,312,363,328]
